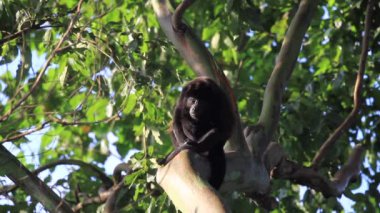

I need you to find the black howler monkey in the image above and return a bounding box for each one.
[160,77,235,190]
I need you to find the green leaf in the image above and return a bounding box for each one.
[86,98,109,121]
[69,93,86,109]
[123,93,137,114]
[314,58,331,76]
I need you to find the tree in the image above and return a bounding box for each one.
[0,0,378,212]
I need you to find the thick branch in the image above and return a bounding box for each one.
[0,145,73,212]
[157,150,230,212]
[152,0,246,152]
[312,0,373,168]
[152,0,220,80]
[254,0,318,156]
[272,145,364,197]
[157,150,271,210]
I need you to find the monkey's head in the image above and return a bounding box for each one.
[179,77,232,124]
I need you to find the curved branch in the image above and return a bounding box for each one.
[1,159,113,194]
[254,0,319,156]
[171,0,194,32]
[35,159,113,187]
[112,162,131,184]
[312,0,373,168]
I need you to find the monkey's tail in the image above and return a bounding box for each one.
[207,146,226,190]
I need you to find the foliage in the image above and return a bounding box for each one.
[0,0,379,212]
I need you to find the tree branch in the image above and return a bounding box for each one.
[103,180,125,213]
[0,145,73,212]
[152,0,247,152]
[156,150,229,212]
[0,122,49,143]
[0,23,59,46]
[48,113,120,126]
[0,113,119,144]
[312,0,373,168]
[254,0,319,156]
[1,159,113,195]
[112,162,131,184]
[272,145,365,197]
[171,0,194,32]
[36,159,113,187]
[152,0,220,79]
[72,188,113,212]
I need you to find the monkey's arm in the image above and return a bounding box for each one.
[195,128,226,151]
[159,128,225,165]
[158,142,193,165]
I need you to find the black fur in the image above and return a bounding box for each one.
[160,77,235,189]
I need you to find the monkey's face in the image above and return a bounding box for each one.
[186,97,199,120]
[185,96,215,122]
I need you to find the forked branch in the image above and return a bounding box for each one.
[273,145,364,197]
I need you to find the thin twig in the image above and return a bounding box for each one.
[312,0,373,168]
[0,113,119,143]
[0,22,62,46]
[0,122,49,143]
[73,189,113,212]
[0,24,46,46]
[0,0,84,122]
[48,113,120,126]
[0,159,113,194]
